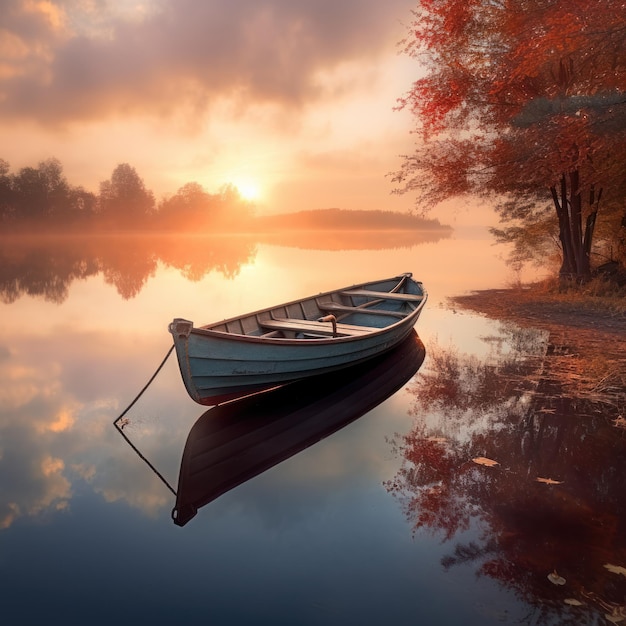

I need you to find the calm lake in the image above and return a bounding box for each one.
[1,226,625,625]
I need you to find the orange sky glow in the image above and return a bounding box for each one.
[0,0,429,215]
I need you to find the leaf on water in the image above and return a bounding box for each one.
[564,598,583,606]
[472,457,499,467]
[606,609,626,624]
[548,570,566,585]
[612,416,626,430]
[536,477,563,485]
[605,564,626,577]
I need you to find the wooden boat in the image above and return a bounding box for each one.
[169,272,426,405]
[172,330,425,526]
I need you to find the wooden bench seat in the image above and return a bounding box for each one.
[260,317,375,337]
[341,289,424,302]
[318,301,406,319]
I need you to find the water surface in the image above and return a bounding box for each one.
[1,228,624,625]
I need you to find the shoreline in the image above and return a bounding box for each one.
[450,287,626,407]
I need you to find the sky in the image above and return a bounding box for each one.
[0,0,423,214]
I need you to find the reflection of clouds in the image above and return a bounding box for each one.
[42,407,76,433]
[0,418,73,529]
[97,477,171,518]
[0,359,64,419]
[71,463,95,481]
[0,325,196,529]
[0,367,75,523]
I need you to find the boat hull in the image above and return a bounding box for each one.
[170,273,426,405]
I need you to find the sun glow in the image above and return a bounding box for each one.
[233,178,261,202]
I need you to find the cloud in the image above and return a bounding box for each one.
[0,0,414,125]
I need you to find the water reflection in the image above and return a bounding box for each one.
[118,331,425,527]
[0,229,449,302]
[256,228,450,251]
[387,324,626,624]
[0,234,257,302]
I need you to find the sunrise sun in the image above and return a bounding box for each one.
[233,178,261,202]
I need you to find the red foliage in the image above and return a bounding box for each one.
[395,0,626,278]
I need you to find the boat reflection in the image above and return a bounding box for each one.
[172,330,426,526]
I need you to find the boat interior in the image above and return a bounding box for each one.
[205,276,425,340]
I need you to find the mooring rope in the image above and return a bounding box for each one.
[113,344,177,496]
[113,344,175,426]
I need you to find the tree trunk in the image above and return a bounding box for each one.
[569,169,591,279]
[583,185,600,260]
[550,169,594,282]
[551,176,575,278]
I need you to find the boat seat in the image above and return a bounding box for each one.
[318,301,406,319]
[260,317,375,337]
[341,289,424,302]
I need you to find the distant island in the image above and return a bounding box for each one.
[253,208,452,232]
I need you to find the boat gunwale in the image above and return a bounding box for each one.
[187,314,421,345]
[188,273,426,345]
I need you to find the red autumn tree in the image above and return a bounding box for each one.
[394,0,626,281]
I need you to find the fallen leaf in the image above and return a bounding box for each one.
[548,570,566,585]
[606,607,626,624]
[564,598,583,606]
[612,416,626,430]
[536,477,564,485]
[472,457,499,467]
[605,564,626,577]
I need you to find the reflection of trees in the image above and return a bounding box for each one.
[0,226,450,302]
[0,235,257,302]
[255,228,450,251]
[155,234,257,281]
[97,241,158,300]
[0,241,98,304]
[386,327,626,624]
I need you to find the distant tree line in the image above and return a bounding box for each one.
[0,158,255,232]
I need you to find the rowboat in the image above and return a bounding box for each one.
[169,272,426,405]
[172,330,425,526]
